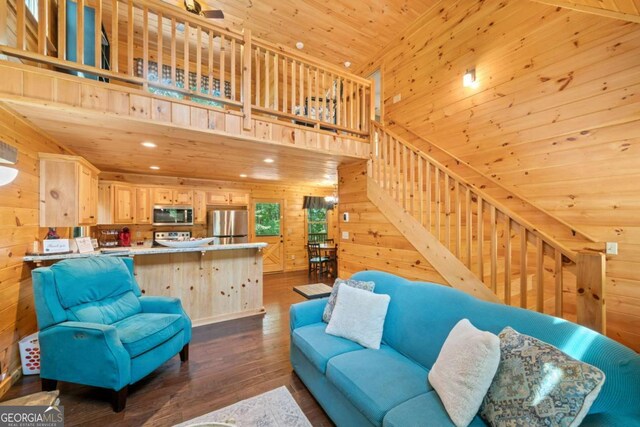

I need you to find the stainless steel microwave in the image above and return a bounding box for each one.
[153,205,194,226]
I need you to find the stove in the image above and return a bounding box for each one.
[153,231,192,247]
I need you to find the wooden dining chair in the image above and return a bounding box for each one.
[307,242,329,277]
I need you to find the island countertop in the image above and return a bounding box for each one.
[24,242,267,327]
[23,242,268,263]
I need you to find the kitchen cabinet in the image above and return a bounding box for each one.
[173,189,193,205]
[113,184,135,224]
[135,187,152,224]
[39,153,100,227]
[229,191,250,206]
[206,190,250,206]
[153,188,173,205]
[78,164,98,224]
[206,190,229,205]
[152,188,193,205]
[193,190,207,224]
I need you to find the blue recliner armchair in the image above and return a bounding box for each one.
[31,257,192,412]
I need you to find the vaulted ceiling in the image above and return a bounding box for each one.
[172,0,437,71]
[532,0,640,23]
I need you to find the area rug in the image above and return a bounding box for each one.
[174,386,312,427]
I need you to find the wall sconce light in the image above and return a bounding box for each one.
[0,141,18,186]
[463,68,477,88]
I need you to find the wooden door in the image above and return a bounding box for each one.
[193,190,207,224]
[135,187,152,224]
[113,184,135,224]
[153,188,173,205]
[173,189,193,205]
[252,199,285,273]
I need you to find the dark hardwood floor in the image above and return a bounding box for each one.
[3,270,335,426]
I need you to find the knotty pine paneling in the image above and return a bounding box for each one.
[362,0,640,350]
[0,104,70,391]
[337,161,446,284]
[98,172,336,272]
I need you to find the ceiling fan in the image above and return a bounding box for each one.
[183,0,224,19]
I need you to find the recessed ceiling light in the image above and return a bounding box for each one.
[324,174,332,179]
[264,158,274,163]
[239,173,247,178]
[149,165,160,170]
[344,61,351,68]
[295,41,304,50]
[141,141,157,148]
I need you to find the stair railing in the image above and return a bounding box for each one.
[369,121,606,332]
[0,0,371,136]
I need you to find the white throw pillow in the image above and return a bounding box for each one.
[428,319,500,427]
[325,284,390,350]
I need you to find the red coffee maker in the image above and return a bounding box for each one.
[118,227,131,247]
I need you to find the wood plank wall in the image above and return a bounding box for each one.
[337,160,446,284]
[0,104,70,389]
[359,0,640,350]
[99,172,337,272]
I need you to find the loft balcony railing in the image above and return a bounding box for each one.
[0,0,373,136]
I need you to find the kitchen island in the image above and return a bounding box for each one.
[24,243,268,327]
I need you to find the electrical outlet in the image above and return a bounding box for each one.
[605,242,618,255]
[341,231,349,240]
[393,93,402,103]
[291,255,295,260]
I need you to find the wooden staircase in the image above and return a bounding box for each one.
[367,121,606,331]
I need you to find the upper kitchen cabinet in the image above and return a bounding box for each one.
[206,190,250,206]
[39,153,100,227]
[113,184,136,224]
[206,190,229,205]
[97,182,136,224]
[153,188,173,205]
[229,191,250,206]
[152,188,193,205]
[173,189,193,205]
[193,190,207,224]
[135,187,152,224]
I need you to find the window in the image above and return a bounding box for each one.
[254,202,281,236]
[25,0,38,21]
[307,208,328,242]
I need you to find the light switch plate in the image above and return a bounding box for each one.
[341,231,349,240]
[343,212,349,222]
[393,93,402,103]
[605,242,618,255]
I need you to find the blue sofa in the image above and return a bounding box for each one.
[290,271,640,426]
[32,257,192,411]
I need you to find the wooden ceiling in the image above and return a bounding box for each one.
[532,0,640,23]
[170,0,437,70]
[5,103,345,187]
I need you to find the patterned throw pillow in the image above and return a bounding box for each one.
[322,278,375,323]
[480,327,605,427]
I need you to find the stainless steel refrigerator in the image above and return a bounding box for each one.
[208,209,249,244]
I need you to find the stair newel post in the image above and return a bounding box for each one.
[242,29,252,131]
[576,251,606,333]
